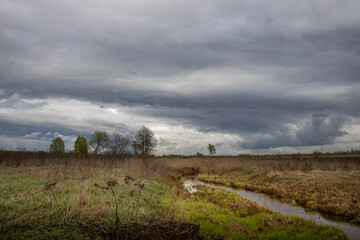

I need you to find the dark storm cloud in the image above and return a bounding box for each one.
[296,113,349,145]
[0,119,86,138]
[129,92,357,149]
[239,113,350,149]
[1,0,360,152]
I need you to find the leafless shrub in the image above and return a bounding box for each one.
[108,131,132,155]
[43,182,62,212]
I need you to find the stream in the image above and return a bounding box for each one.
[182,175,360,240]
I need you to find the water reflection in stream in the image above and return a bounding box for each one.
[182,176,360,240]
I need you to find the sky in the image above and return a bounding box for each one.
[1,0,360,155]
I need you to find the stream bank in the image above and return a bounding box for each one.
[182,175,360,240]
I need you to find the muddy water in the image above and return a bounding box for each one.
[182,176,360,240]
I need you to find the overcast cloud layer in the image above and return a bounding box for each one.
[1,0,360,154]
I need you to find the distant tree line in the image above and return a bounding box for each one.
[49,126,158,158]
[49,125,220,158]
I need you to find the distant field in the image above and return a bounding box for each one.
[157,154,360,173]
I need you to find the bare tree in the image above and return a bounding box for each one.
[108,131,132,155]
[132,126,157,156]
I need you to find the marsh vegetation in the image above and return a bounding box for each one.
[1,152,359,239]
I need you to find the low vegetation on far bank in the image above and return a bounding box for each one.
[198,170,360,223]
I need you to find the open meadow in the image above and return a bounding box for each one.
[1,152,359,239]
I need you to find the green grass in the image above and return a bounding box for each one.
[0,166,348,239]
[177,185,347,239]
[0,167,177,239]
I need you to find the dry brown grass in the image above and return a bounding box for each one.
[2,150,360,174]
[199,170,360,222]
[156,155,360,174]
